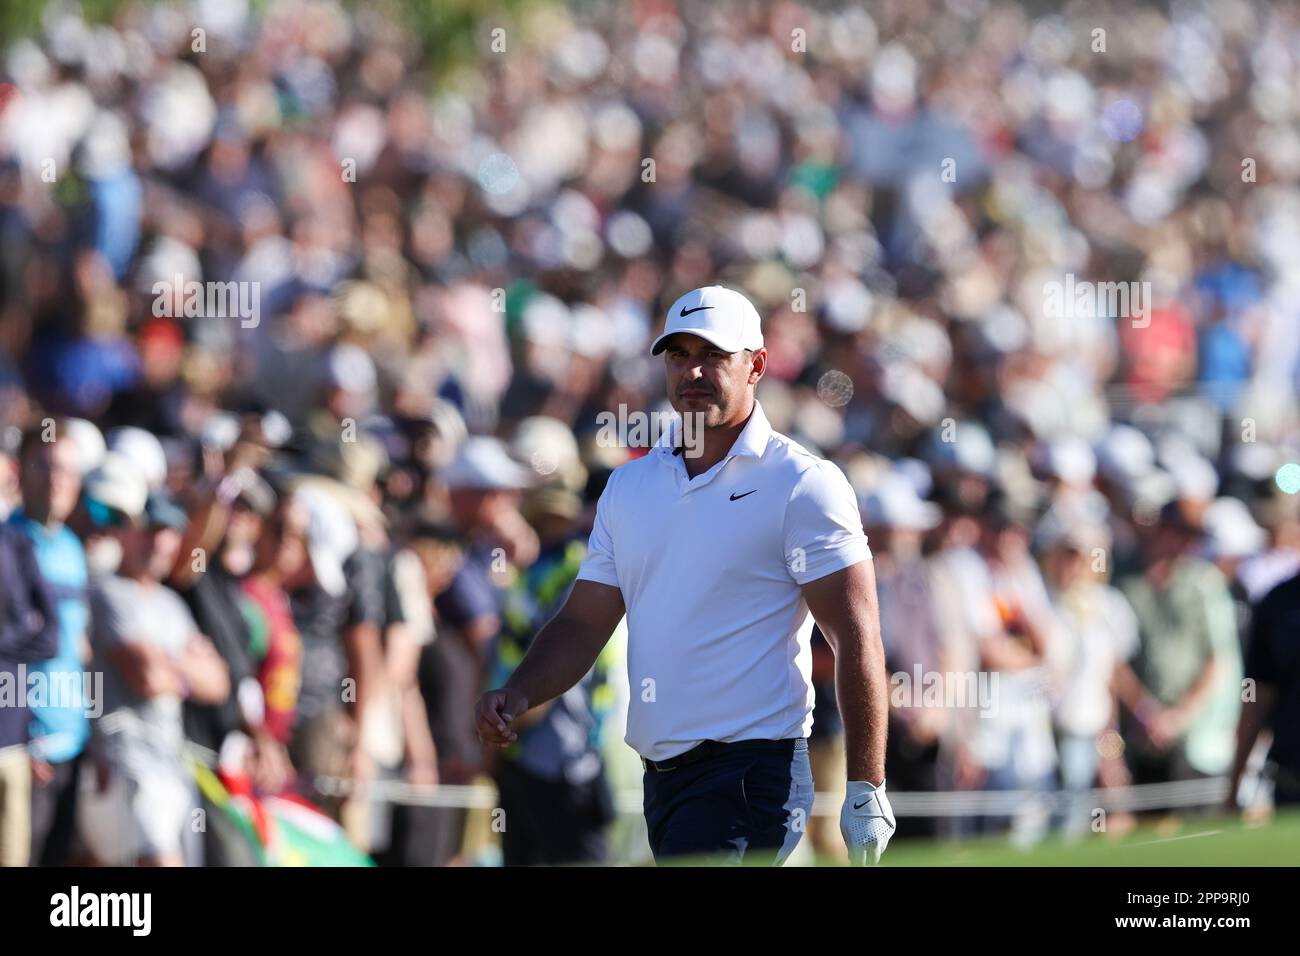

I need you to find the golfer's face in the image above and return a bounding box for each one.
[662,334,755,425]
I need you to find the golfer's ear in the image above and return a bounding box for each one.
[748,348,767,384]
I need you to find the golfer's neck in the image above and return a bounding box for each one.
[684,400,754,479]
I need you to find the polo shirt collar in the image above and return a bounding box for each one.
[730,401,772,461]
[653,400,772,465]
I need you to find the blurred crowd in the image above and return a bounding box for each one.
[2,0,1300,865]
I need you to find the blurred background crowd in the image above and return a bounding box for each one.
[1,0,1300,866]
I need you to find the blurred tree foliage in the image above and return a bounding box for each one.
[0,0,127,46]
[366,0,548,79]
[0,0,550,82]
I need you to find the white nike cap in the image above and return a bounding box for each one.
[651,285,765,355]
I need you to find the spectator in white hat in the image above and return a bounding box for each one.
[438,436,538,651]
[1201,495,1269,656]
[963,491,1062,843]
[1037,512,1140,838]
[82,478,230,866]
[1238,491,1300,605]
[510,416,587,494]
[63,418,107,476]
[78,451,149,577]
[107,427,168,491]
[276,482,367,824]
[858,476,947,839]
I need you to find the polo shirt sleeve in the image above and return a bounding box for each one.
[783,459,872,585]
[576,470,621,588]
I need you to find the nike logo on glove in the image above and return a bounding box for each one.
[841,781,896,866]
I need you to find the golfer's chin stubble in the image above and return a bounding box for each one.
[671,392,728,427]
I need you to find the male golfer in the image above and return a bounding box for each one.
[476,285,894,865]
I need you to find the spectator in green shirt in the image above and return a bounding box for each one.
[1117,503,1243,787]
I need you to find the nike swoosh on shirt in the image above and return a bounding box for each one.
[729,490,757,501]
[680,305,714,316]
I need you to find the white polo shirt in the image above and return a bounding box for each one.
[576,401,872,761]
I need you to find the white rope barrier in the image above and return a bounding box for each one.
[184,742,1232,818]
[312,775,1231,816]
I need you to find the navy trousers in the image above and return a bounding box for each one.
[642,738,814,865]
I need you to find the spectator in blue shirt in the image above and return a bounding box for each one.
[0,521,61,867]
[8,422,92,865]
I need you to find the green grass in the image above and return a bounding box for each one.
[637,812,1300,866]
[865,811,1300,867]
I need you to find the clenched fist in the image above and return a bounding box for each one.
[475,686,530,748]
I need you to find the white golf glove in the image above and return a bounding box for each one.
[840,779,896,865]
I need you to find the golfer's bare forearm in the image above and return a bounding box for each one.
[503,610,607,710]
[834,627,889,784]
[804,563,889,784]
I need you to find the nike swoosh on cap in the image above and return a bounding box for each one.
[680,305,714,316]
